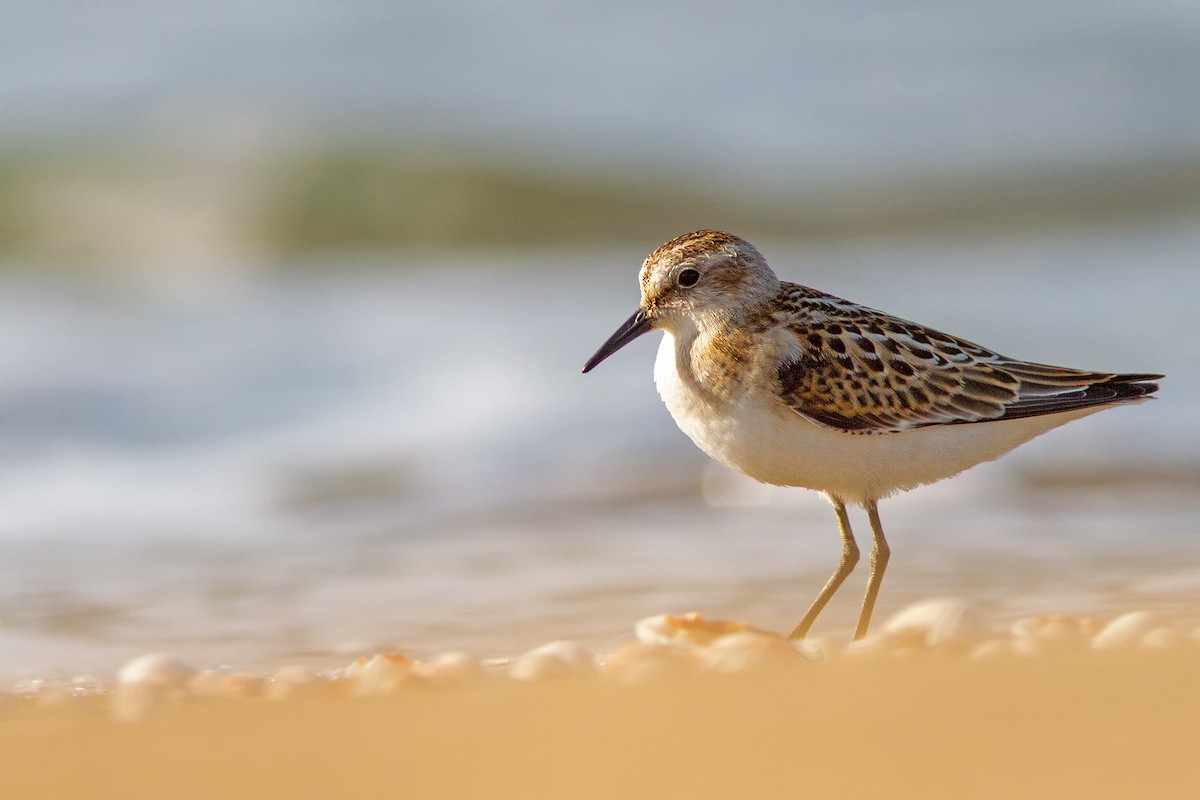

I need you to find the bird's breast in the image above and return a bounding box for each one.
[652,328,789,476]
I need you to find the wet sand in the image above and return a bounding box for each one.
[2,610,1198,800]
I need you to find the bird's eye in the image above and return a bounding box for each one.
[678,268,700,288]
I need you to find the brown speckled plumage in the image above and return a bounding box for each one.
[769,281,1160,434]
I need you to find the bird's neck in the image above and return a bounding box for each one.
[667,316,762,410]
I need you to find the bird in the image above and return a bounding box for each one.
[582,230,1162,641]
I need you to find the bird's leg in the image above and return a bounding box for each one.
[788,499,859,640]
[853,500,891,641]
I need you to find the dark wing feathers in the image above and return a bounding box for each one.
[985,371,1160,422]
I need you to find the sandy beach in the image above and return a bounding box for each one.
[2,607,1198,800]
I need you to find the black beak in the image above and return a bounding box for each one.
[582,309,654,373]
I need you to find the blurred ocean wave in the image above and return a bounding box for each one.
[1,143,1198,268]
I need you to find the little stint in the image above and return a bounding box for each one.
[583,230,1162,640]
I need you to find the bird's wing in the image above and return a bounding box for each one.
[772,287,1161,435]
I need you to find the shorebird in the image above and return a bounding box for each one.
[583,230,1162,640]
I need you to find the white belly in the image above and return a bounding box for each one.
[652,331,1095,505]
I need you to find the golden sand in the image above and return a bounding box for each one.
[2,611,1199,800]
